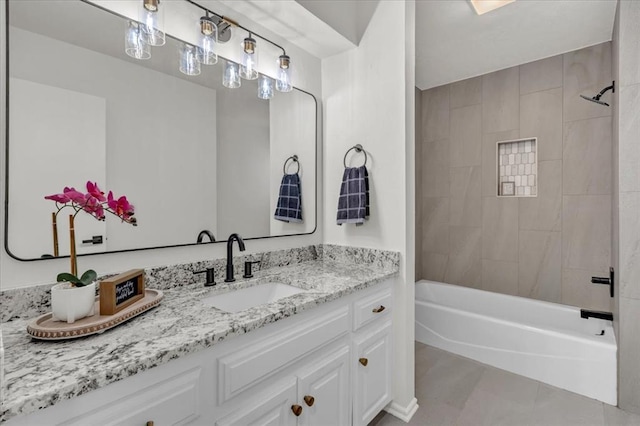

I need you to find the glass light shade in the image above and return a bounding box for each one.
[258,74,274,100]
[197,16,217,65]
[125,21,151,60]
[223,60,241,88]
[276,55,292,92]
[240,37,258,80]
[140,0,165,46]
[179,44,201,76]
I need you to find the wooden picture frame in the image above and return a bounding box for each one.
[100,269,145,315]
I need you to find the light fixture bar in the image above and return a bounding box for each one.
[183,0,287,56]
[470,0,515,15]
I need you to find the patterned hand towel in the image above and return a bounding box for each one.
[336,165,370,225]
[274,173,303,223]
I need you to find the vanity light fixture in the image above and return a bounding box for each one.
[197,13,218,65]
[179,43,201,76]
[240,35,258,80]
[125,0,295,96]
[125,21,151,60]
[470,0,515,15]
[258,74,274,100]
[140,0,165,46]
[276,54,292,92]
[223,60,241,88]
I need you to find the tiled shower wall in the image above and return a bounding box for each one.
[417,42,613,311]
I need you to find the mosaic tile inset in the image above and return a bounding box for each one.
[497,138,537,197]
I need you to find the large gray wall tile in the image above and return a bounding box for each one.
[561,268,611,311]
[520,88,563,161]
[450,76,482,109]
[482,130,520,197]
[420,251,448,283]
[520,56,563,95]
[450,105,482,167]
[619,84,640,192]
[563,42,612,122]
[422,85,450,142]
[620,191,640,299]
[519,160,562,232]
[482,197,519,262]
[562,195,612,271]
[518,231,562,302]
[619,297,640,413]
[422,197,449,254]
[450,166,482,227]
[563,116,612,195]
[482,67,520,133]
[445,226,482,288]
[421,138,450,197]
[482,259,519,295]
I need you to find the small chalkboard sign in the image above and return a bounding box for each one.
[100,269,145,315]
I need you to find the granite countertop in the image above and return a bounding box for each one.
[0,246,399,422]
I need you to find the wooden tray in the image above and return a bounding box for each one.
[27,289,163,341]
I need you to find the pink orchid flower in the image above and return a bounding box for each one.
[107,191,135,221]
[82,194,106,220]
[86,181,106,202]
[62,187,86,204]
[44,193,71,203]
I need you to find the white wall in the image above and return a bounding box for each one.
[270,90,317,236]
[216,88,270,239]
[322,0,416,419]
[0,0,322,289]
[9,27,218,254]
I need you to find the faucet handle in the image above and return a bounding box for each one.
[243,261,261,279]
[194,268,216,287]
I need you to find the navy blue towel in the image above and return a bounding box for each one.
[336,165,369,225]
[274,173,303,223]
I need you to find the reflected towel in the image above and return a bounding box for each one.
[336,165,369,225]
[274,173,303,223]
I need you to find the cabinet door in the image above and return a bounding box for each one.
[296,345,350,426]
[215,378,298,426]
[353,320,392,426]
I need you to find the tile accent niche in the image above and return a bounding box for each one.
[497,138,537,197]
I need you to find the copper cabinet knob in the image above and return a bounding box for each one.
[146,422,154,426]
[372,305,386,313]
[292,404,303,416]
[304,395,315,406]
[359,357,369,367]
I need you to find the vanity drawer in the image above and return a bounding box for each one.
[217,306,349,405]
[353,287,392,331]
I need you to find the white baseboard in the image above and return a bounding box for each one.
[384,397,419,423]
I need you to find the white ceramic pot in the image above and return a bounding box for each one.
[51,281,96,324]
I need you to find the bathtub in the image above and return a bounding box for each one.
[415,280,617,405]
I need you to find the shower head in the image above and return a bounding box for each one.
[580,81,615,107]
[580,94,610,107]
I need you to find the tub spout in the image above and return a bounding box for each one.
[580,309,613,321]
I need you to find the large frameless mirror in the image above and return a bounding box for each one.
[4,0,317,260]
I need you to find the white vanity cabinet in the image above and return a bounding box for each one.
[5,280,393,426]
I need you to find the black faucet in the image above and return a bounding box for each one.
[225,233,245,282]
[580,309,613,321]
[197,230,216,243]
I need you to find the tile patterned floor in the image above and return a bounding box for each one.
[370,343,640,426]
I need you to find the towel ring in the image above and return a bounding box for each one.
[283,155,300,174]
[343,144,367,168]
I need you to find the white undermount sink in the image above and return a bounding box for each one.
[202,283,307,313]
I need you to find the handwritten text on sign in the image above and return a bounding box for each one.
[115,279,139,306]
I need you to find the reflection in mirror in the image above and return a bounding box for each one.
[5,0,317,260]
